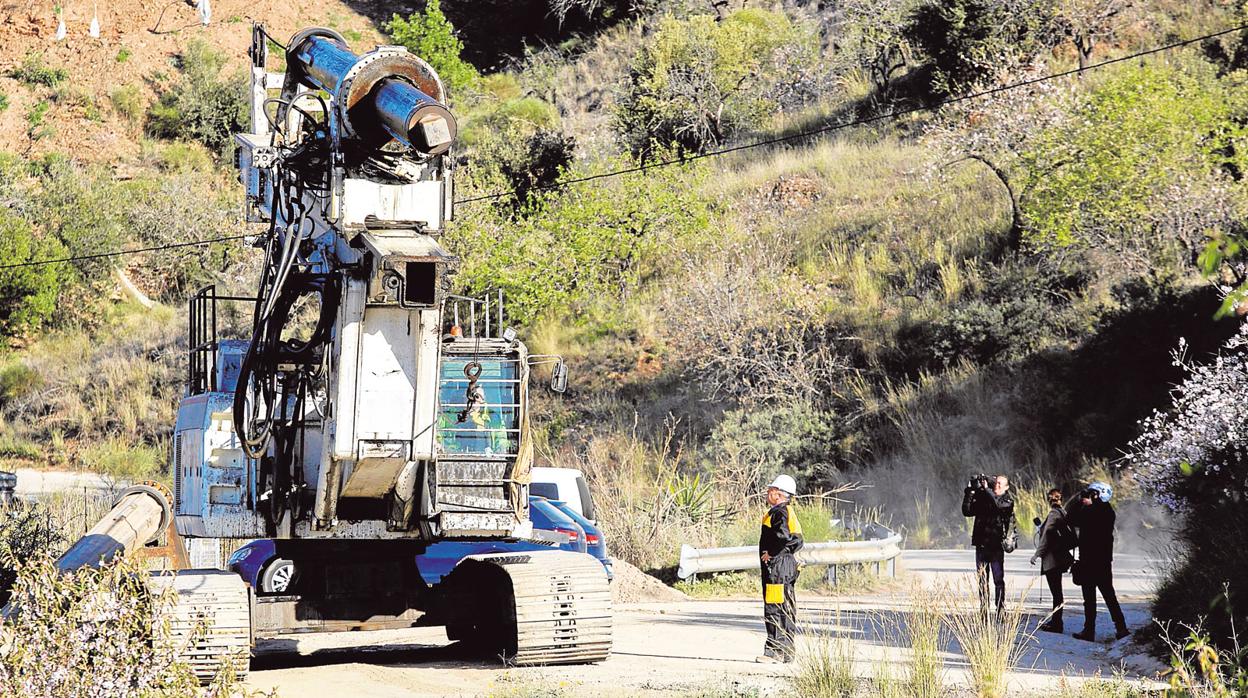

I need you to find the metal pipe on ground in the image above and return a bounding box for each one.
[54,484,172,573]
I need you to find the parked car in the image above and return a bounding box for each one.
[530,467,596,522]
[542,497,613,581]
[228,496,588,593]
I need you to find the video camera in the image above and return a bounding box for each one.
[968,473,992,491]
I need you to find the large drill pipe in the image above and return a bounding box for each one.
[289,34,456,155]
[54,485,171,573]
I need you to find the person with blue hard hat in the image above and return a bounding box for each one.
[1067,481,1129,642]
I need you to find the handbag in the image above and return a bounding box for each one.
[1070,558,1083,586]
[1002,517,1019,554]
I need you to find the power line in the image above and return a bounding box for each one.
[452,21,1248,205]
[5,22,1244,271]
[0,234,252,271]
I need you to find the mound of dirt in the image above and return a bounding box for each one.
[611,559,688,604]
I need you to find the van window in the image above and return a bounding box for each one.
[576,476,595,520]
[530,482,559,500]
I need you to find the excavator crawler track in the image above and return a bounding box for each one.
[462,550,612,665]
[148,570,251,683]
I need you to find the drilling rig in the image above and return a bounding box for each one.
[50,26,611,680]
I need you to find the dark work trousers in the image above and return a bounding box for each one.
[1081,564,1126,634]
[1043,570,1064,625]
[762,580,797,659]
[975,548,1006,615]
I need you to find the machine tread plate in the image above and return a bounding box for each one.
[148,570,251,683]
[467,550,613,666]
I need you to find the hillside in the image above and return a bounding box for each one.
[0,0,384,161]
[1,0,1247,672]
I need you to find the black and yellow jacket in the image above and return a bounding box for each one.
[760,502,804,584]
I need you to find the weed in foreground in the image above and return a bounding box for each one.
[941,577,1034,698]
[792,611,856,698]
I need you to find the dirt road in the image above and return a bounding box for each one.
[245,550,1165,697]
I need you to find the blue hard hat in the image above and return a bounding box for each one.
[1087,482,1112,503]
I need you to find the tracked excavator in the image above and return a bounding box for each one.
[50,26,611,680]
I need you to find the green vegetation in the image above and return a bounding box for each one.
[115,46,131,63]
[615,9,822,156]
[386,0,480,96]
[8,53,67,88]
[0,213,65,335]
[146,40,247,156]
[109,84,144,128]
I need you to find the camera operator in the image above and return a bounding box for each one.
[1067,482,1129,642]
[962,474,1015,615]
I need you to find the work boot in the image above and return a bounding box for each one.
[1039,619,1063,634]
[1072,629,1096,642]
[1115,627,1131,641]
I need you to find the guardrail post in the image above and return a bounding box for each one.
[888,556,896,578]
[825,564,838,586]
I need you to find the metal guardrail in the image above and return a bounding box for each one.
[677,522,903,581]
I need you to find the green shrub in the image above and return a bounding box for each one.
[707,402,847,489]
[0,502,64,606]
[893,260,1086,370]
[0,363,42,403]
[615,8,821,156]
[448,157,711,324]
[0,93,8,112]
[146,40,247,157]
[386,0,479,96]
[904,0,1054,96]
[0,212,65,337]
[1021,63,1246,251]
[115,46,132,63]
[8,53,67,88]
[109,84,144,127]
[24,101,51,140]
[78,438,164,480]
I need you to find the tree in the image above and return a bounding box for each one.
[1020,63,1247,274]
[447,157,712,324]
[614,9,822,157]
[834,0,918,97]
[923,63,1075,249]
[904,0,1055,96]
[387,0,480,97]
[1053,0,1132,70]
[0,212,65,338]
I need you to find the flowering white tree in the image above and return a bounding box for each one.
[1130,323,1248,512]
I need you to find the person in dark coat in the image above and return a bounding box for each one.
[962,474,1015,615]
[757,474,803,664]
[1066,482,1129,642]
[1031,488,1074,632]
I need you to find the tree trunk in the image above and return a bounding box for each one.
[964,155,1023,251]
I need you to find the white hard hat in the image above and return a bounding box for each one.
[768,474,797,496]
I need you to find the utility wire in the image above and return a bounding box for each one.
[5,22,1245,270]
[452,21,1248,205]
[0,234,252,271]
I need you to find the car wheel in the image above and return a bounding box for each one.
[260,558,297,594]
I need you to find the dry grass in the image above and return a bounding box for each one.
[0,303,185,473]
[942,578,1036,698]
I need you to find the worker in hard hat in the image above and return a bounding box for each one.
[1067,482,1129,642]
[757,474,803,663]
